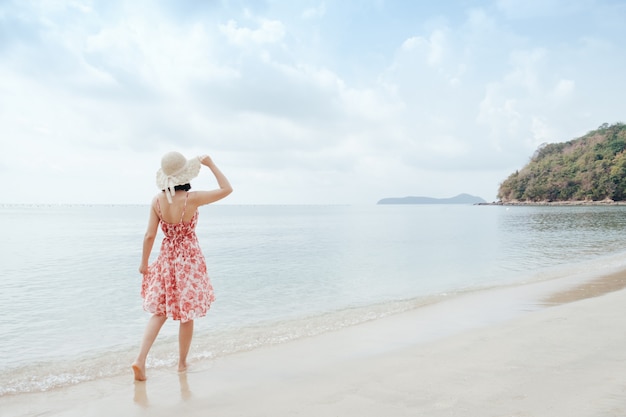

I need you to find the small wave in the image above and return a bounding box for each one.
[0,293,449,396]
[0,348,134,396]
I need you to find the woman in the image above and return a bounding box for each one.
[132,152,232,381]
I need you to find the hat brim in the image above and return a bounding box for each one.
[156,157,201,190]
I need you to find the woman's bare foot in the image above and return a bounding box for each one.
[177,362,187,373]
[132,362,146,381]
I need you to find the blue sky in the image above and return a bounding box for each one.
[1,0,625,204]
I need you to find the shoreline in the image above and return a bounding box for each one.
[2,268,626,416]
[478,199,626,206]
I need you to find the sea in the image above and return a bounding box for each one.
[2,203,626,396]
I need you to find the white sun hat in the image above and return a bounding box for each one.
[156,151,201,203]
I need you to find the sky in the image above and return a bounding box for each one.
[1,0,625,205]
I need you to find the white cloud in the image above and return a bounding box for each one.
[400,29,448,67]
[302,3,326,19]
[219,19,285,46]
[84,17,238,94]
[504,48,547,91]
[530,116,559,145]
[551,79,575,99]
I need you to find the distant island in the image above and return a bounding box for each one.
[377,193,487,205]
[498,122,626,203]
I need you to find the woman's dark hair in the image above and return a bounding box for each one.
[162,183,191,192]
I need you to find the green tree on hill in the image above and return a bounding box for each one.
[498,122,626,202]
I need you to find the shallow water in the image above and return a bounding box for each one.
[2,203,626,395]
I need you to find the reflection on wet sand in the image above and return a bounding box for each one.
[132,371,192,408]
[179,372,192,401]
[133,381,148,408]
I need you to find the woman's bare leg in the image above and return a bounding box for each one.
[132,314,167,381]
[178,320,194,372]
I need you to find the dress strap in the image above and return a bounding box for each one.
[155,197,163,220]
[180,192,189,223]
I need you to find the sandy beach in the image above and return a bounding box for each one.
[3,272,626,417]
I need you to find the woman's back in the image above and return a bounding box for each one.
[155,191,198,224]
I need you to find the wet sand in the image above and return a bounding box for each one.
[2,271,626,417]
[543,268,626,305]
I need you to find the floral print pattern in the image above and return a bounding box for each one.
[141,206,215,323]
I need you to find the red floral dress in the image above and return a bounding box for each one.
[141,194,215,322]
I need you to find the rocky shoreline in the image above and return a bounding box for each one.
[478,199,626,206]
